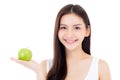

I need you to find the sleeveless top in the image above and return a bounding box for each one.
[46,57,99,80]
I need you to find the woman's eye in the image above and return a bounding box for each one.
[75,27,81,30]
[60,27,66,29]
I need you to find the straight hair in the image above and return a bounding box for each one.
[47,4,91,80]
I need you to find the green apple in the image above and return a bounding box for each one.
[18,48,32,61]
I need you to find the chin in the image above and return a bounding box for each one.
[65,46,77,51]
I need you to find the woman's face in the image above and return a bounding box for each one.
[58,13,90,50]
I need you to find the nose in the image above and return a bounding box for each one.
[66,29,73,36]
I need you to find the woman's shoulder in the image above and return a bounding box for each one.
[89,56,109,68]
[98,58,111,80]
[98,58,110,70]
[98,58,110,71]
[86,55,109,68]
[87,56,111,79]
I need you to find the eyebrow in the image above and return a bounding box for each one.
[60,24,81,27]
[73,24,82,26]
[60,24,67,27]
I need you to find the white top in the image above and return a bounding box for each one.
[47,57,99,80]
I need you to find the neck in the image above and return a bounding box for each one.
[66,46,85,61]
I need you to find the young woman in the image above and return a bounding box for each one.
[11,4,111,80]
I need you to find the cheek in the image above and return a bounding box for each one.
[76,31,87,39]
[58,31,63,40]
[76,30,86,36]
[81,29,88,36]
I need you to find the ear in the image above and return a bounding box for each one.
[85,25,91,37]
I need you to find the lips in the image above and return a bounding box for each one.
[64,39,78,44]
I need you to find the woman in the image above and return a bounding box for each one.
[11,4,111,80]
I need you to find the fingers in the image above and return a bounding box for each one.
[10,57,44,76]
[10,57,25,63]
[10,57,39,69]
[10,57,36,63]
[10,57,19,62]
[10,57,28,65]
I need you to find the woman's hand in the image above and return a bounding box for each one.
[10,57,46,80]
[10,57,40,72]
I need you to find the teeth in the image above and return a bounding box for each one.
[65,39,76,44]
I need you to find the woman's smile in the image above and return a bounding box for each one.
[64,38,78,44]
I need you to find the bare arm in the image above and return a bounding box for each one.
[99,59,111,80]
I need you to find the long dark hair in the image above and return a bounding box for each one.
[47,4,91,80]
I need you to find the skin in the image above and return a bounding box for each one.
[11,13,111,80]
[58,13,91,80]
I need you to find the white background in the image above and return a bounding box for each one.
[0,0,119,80]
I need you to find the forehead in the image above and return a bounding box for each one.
[60,13,84,24]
